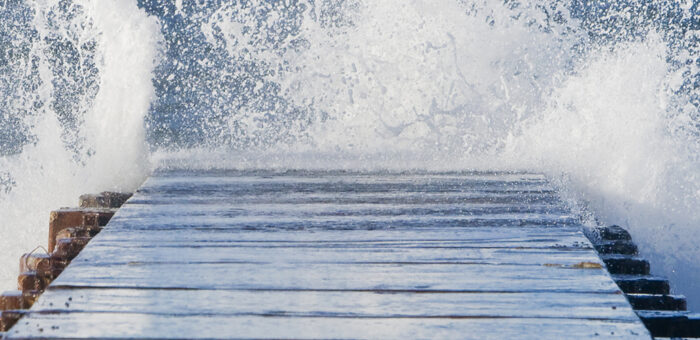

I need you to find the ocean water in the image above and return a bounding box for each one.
[1,0,699,308]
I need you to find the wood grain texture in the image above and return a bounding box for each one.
[6,171,650,339]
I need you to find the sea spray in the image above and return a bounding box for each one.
[145,0,699,307]
[506,33,700,302]
[0,0,161,290]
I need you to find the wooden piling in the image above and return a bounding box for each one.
[586,225,697,338]
[48,209,114,252]
[0,311,25,332]
[601,255,650,275]
[0,291,39,311]
[637,311,700,338]
[593,240,638,255]
[613,275,671,295]
[1,191,131,334]
[596,225,632,241]
[628,294,688,311]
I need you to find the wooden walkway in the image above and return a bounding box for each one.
[6,170,650,339]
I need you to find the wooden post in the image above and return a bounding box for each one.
[0,291,39,311]
[48,209,114,252]
[17,272,51,292]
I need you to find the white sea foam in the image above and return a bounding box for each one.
[164,0,700,307]
[508,37,700,303]
[0,0,161,290]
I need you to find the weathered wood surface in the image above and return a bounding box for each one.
[6,171,650,339]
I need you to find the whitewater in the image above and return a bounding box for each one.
[1,0,699,308]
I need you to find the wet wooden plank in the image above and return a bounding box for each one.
[7,314,649,339]
[101,216,582,232]
[137,180,556,196]
[107,200,577,230]
[90,226,590,244]
[142,171,552,187]
[30,288,638,320]
[7,170,651,339]
[114,202,572,219]
[52,262,621,293]
[129,191,563,206]
[68,244,602,267]
[135,174,556,198]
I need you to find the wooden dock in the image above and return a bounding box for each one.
[4,170,651,339]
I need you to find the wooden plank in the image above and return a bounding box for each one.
[128,191,562,206]
[68,244,602,267]
[137,179,555,194]
[152,168,545,176]
[114,202,572,218]
[136,178,555,197]
[89,227,592,248]
[135,172,557,206]
[29,288,638,320]
[5,313,649,339]
[101,216,581,232]
[51,262,621,293]
[150,169,547,179]
[108,204,576,228]
[143,172,551,186]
